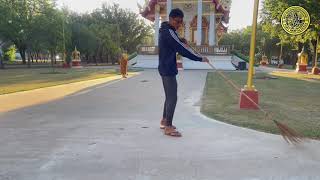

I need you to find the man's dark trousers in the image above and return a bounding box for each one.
[161,75,177,126]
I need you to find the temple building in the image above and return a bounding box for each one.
[131,0,245,70]
[139,0,231,47]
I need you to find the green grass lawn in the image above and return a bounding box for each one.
[0,68,121,95]
[201,72,320,139]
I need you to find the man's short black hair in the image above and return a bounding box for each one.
[169,8,184,18]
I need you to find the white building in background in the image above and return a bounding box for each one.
[131,0,245,70]
[139,0,231,47]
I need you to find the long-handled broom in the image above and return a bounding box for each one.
[188,45,304,144]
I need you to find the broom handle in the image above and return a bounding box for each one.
[188,45,268,116]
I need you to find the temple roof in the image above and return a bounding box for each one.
[139,0,231,24]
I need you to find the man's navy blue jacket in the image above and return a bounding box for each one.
[158,22,203,76]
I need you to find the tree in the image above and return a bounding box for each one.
[220,25,274,58]
[70,21,98,63]
[98,3,152,54]
[261,0,320,65]
[4,45,16,61]
[68,3,152,64]
[0,1,152,66]
[0,0,53,64]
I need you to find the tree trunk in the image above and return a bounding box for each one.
[50,52,54,67]
[30,52,33,63]
[111,54,115,65]
[279,43,283,61]
[18,47,27,64]
[36,52,40,63]
[0,56,4,69]
[298,43,303,52]
[311,39,317,67]
[292,50,298,69]
[31,52,34,63]
[27,52,31,68]
[100,52,103,63]
[93,55,97,66]
[86,54,89,64]
[54,52,57,64]
[50,51,56,73]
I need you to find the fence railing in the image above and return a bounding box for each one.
[137,46,159,55]
[137,45,232,55]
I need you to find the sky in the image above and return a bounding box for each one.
[57,0,264,31]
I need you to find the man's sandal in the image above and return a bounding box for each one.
[164,127,182,137]
[160,120,176,129]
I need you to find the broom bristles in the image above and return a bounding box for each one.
[273,120,304,144]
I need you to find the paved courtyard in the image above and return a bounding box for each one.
[0,70,319,180]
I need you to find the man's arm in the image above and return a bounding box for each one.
[167,29,203,62]
[180,37,210,63]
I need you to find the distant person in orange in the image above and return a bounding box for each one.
[119,50,128,78]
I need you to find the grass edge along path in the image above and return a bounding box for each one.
[0,68,138,95]
[201,72,320,139]
[0,69,140,113]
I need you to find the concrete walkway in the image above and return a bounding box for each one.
[0,70,319,180]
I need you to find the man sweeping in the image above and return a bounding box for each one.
[158,8,209,137]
